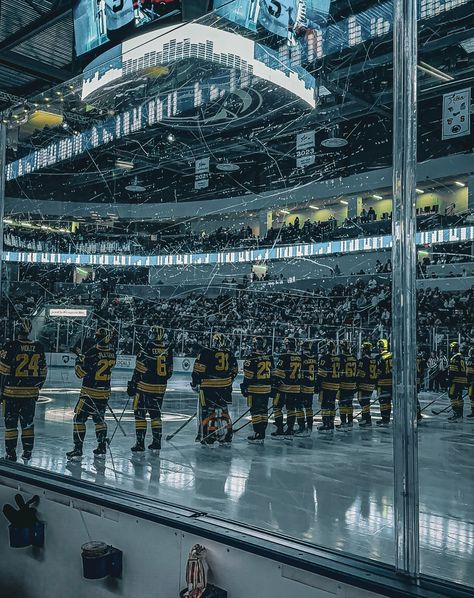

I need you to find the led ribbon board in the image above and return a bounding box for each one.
[3,226,473,267]
[48,308,89,317]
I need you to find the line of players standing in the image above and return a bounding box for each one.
[1,321,474,461]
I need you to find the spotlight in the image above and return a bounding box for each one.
[167,133,176,143]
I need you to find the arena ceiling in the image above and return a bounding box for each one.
[1,0,474,207]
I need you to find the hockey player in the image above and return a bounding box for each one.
[241,336,274,444]
[376,338,392,426]
[356,341,377,427]
[0,319,47,462]
[317,340,340,433]
[191,333,238,445]
[338,340,357,430]
[467,346,474,419]
[128,325,173,452]
[446,341,467,422]
[298,339,317,436]
[272,337,302,439]
[67,328,116,459]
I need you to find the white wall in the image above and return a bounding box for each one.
[0,473,387,598]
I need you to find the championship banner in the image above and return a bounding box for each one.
[296,130,315,167]
[195,157,210,190]
[442,88,471,140]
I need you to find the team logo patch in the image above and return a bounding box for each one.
[62,355,70,364]
[182,358,191,371]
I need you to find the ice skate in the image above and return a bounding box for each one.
[148,439,161,451]
[294,427,309,437]
[4,451,17,462]
[66,447,83,461]
[447,413,463,423]
[271,427,285,440]
[21,451,32,462]
[317,424,333,434]
[466,412,474,419]
[93,443,107,459]
[131,441,145,453]
[376,419,390,427]
[247,433,264,445]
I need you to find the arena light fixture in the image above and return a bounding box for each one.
[125,176,146,192]
[321,126,348,148]
[454,181,465,187]
[416,188,424,194]
[115,159,134,171]
[373,194,383,200]
[309,205,320,210]
[280,209,290,214]
[216,162,240,172]
[340,200,348,205]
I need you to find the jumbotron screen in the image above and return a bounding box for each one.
[73,0,182,56]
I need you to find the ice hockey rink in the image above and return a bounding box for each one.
[9,368,473,587]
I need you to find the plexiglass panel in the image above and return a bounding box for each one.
[416,0,474,586]
[1,0,410,571]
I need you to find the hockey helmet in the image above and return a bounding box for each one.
[302,339,313,353]
[340,339,352,353]
[252,336,266,352]
[17,318,32,336]
[325,340,336,354]
[150,325,165,341]
[212,332,226,349]
[377,338,389,352]
[449,341,460,353]
[283,336,297,351]
[362,340,373,353]
[96,327,112,344]
[469,346,474,358]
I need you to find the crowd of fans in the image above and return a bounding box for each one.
[3,210,467,257]
[20,277,471,359]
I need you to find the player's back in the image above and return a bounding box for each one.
[77,344,117,395]
[300,352,317,392]
[339,352,357,391]
[243,351,273,394]
[136,341,173,394]
[357,354,377,391]
[0,339,47,398]
[274,351,301,392]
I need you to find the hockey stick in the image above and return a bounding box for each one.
[166,411,197,442]
[419,391,448,414]
[431,392,467,415]
[109,396,131,445]
[431,404,452,416]
[106,403,127,437]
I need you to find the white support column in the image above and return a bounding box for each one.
[392,0,420,577]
